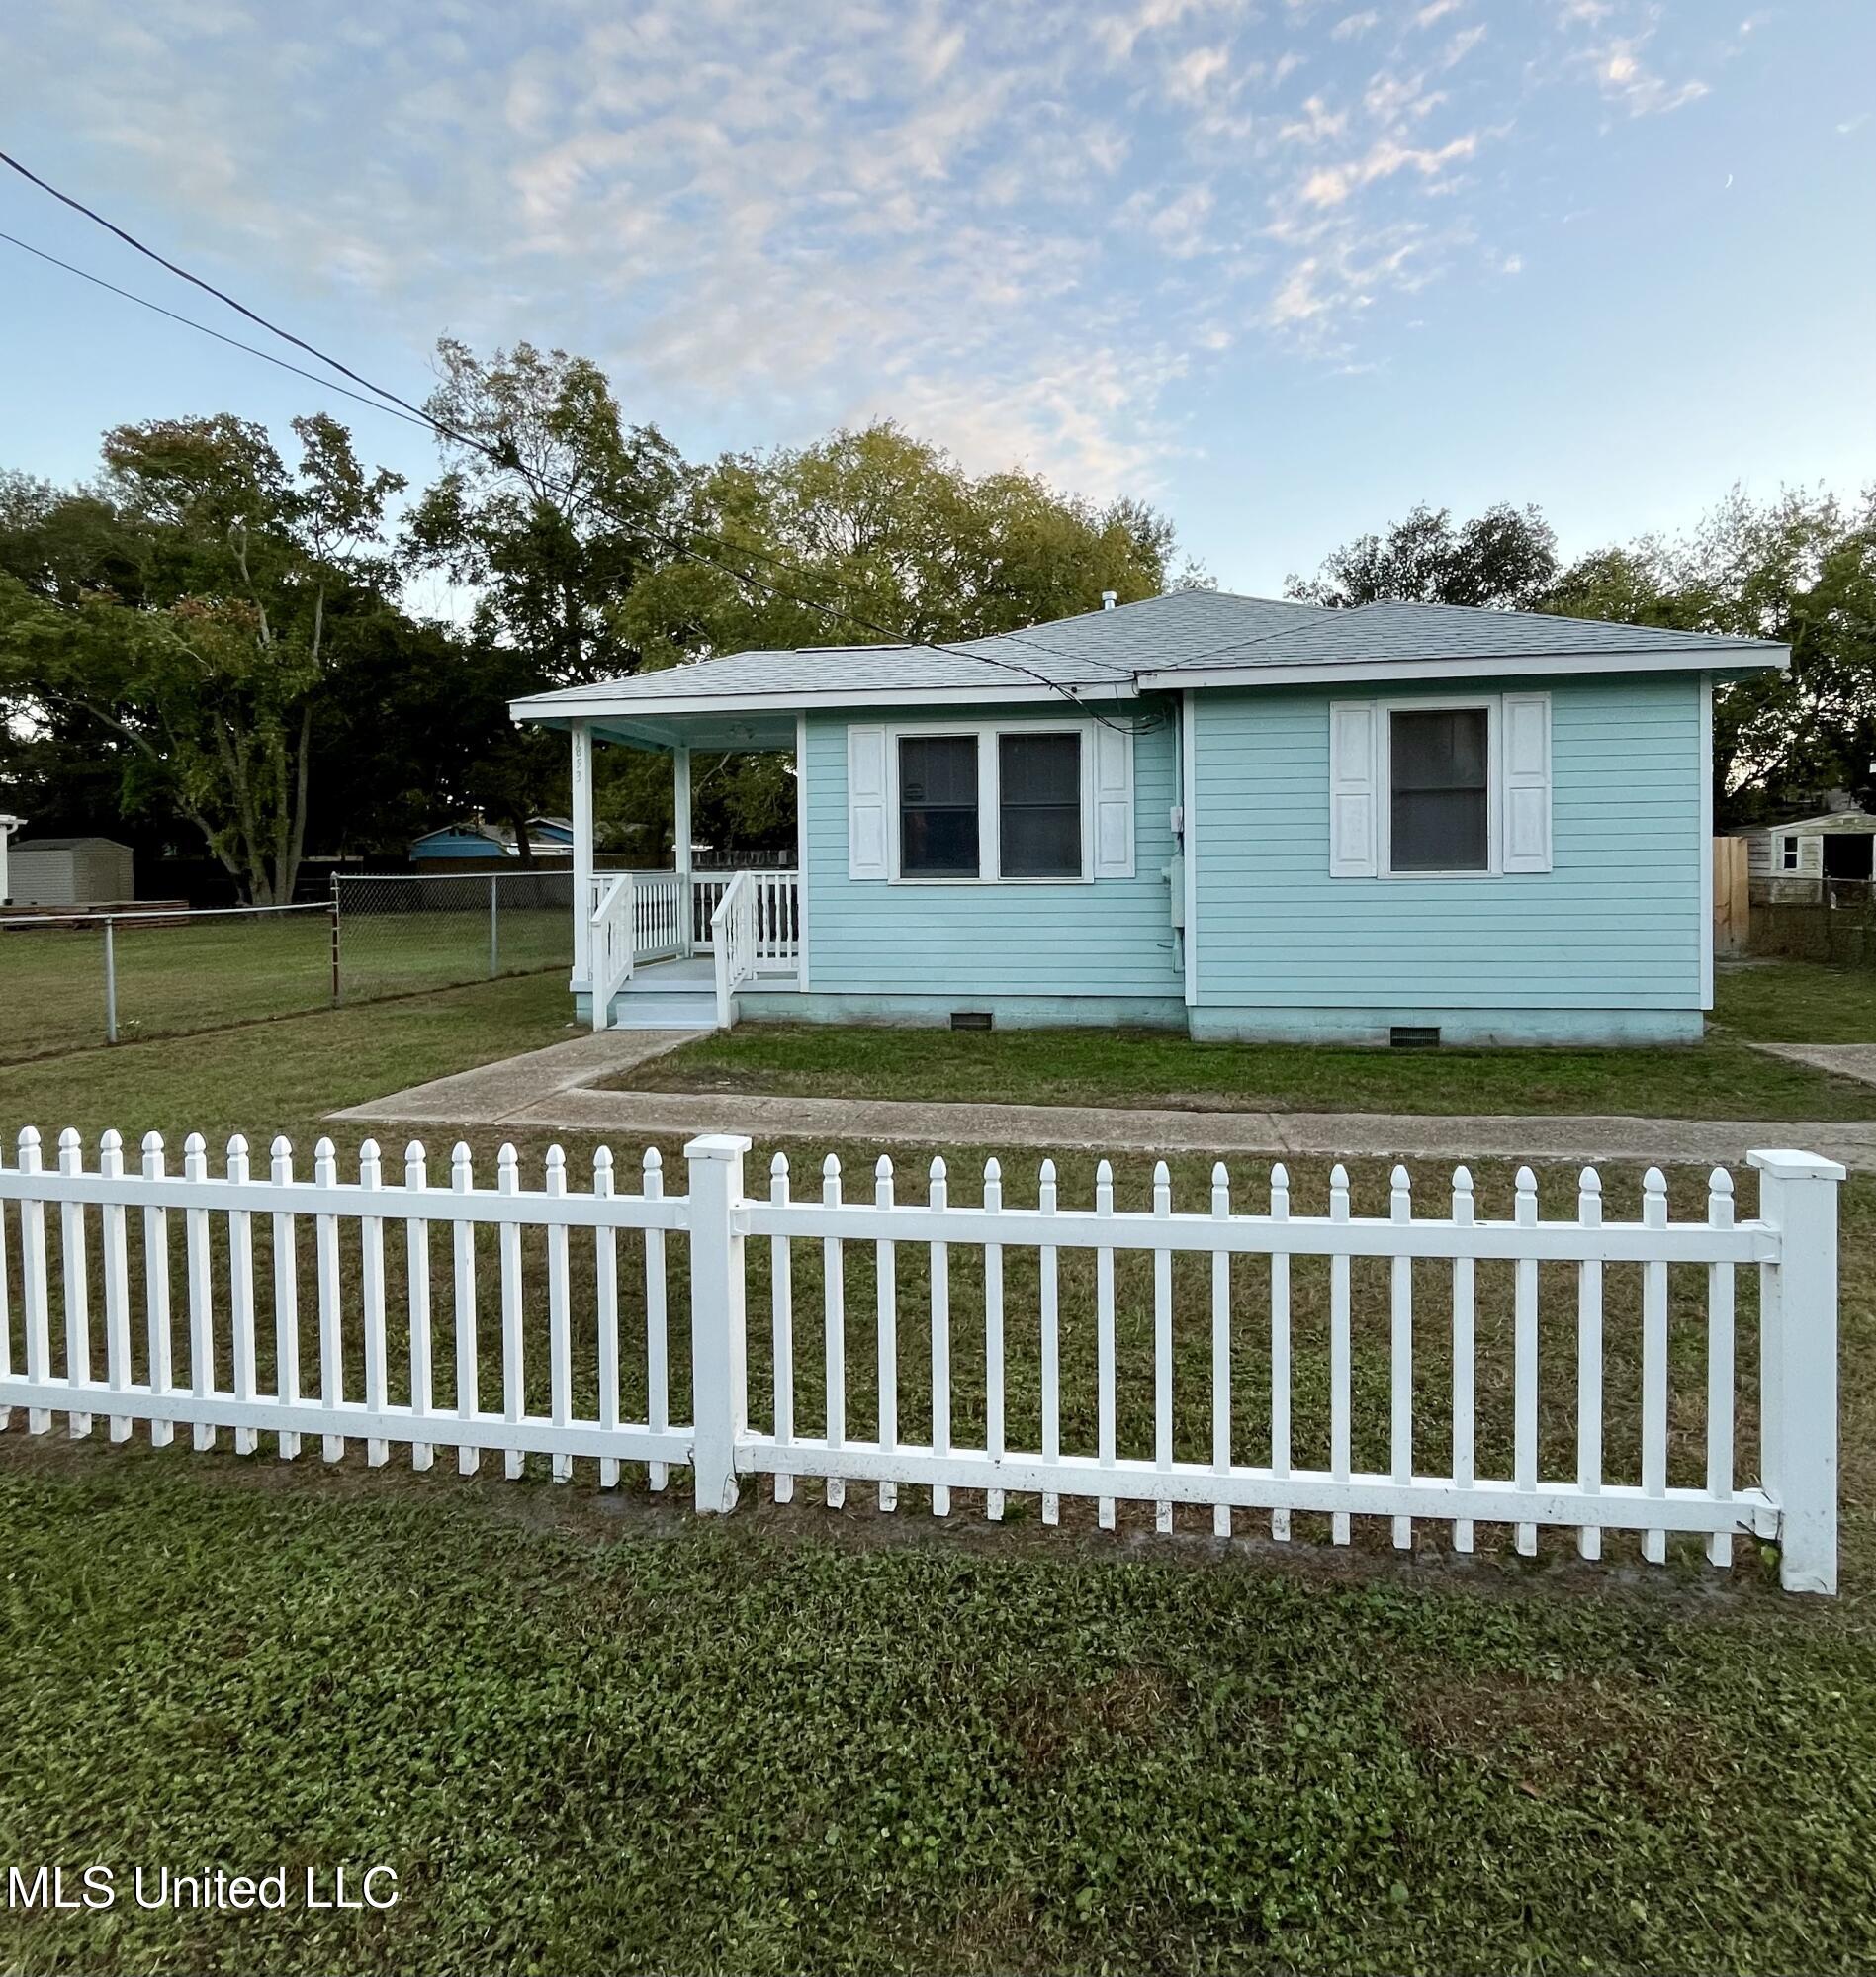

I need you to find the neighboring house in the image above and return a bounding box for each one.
[409,819,579,862]
[6,835,134,907]
[409,823,511,861]
[1738,809,1876,901]
[511,589,1787,1042]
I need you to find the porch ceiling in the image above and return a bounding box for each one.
[581,710,801,754]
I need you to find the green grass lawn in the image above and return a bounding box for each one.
[5,972,1876,1972]
[1711,957,1876,1041]
[621,960,1876,1120]
[0,905,568,1063]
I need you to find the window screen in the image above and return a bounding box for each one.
[999,733,1082,878]
[1389,709,1489,872]
[899,735,979,877]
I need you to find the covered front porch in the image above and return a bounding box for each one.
[563,708,804,1031]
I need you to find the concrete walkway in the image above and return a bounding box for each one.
[1748,1040,1876,1088]
[329,1028,706,1126]
[332,1028,1876,1170]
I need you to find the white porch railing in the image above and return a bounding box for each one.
[712,871,757,1030]
[707,870,802,1025]
[583,869,798,1031]
[630,871,685,964]
[584,872,691,1029]
[690,870,798,969]
[0,1129,1844,1594]
[587,875,634,1032]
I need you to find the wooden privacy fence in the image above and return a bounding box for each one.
[0,1127,1845,1594]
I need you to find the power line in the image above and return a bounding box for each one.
[0,148,1165,730]
[0,231,438,433]
[0,149,467,442]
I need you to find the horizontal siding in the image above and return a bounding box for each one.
[1193,673,1703,1011]
[803,704,1183,997]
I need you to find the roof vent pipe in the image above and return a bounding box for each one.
[1101,589,1117,611]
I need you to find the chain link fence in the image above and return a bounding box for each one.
[330,869,574,1002]
[1748,891,1876,966]
[0,904,335,1062]
[0,870,589,1062]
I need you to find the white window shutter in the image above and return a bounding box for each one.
[1091,724,1135,878]
[847,724,889,880]
[1328,701,1379,877]
[1501,692,1553,874]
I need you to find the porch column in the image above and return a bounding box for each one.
[571,721,594,989]
[673,743,693,957]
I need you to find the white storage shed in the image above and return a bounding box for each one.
[6,836,136,907]
[1740,811,1876,901]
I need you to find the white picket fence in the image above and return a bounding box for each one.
[0,1127,1844,1593]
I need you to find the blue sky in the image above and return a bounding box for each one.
[1,0,1872,598]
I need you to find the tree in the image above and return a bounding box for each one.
[405,338,688,685]
[1546,487,1876,821]
[401,339,689,854]
[620,422,1183,668]
[0,416,402,902]
[1287,501,1559,610]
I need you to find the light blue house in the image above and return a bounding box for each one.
[409,823,510,861]
[510,590,1785,1042]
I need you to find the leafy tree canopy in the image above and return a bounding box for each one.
[1286,500,1559,611]
[1549,487,1876,818]
[619,422,1189,670]
[403,338,686,688]
[0,415,402,902]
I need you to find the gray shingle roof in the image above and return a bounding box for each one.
[512,590,1322,712]
[510,588,1784,721]
[1157,597,1784,674]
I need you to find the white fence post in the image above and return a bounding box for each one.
[686,1132,752,1514]
[1748,1148,1845,1595]
[102,918,119,1045]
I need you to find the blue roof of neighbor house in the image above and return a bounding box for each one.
[411,825,508,855]
[510,587,1786,729]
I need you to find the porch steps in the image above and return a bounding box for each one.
[607,980,719,1029]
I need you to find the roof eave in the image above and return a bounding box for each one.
[1139,645,1790,692]
[509,678,1143,725]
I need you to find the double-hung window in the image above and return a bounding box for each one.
[871,725,1117,882]
[1781,834,1801,872]
[1388,708,1490,873]
[998,733,1082,878]
[897,735,980,878]
[1328,692,1552,878]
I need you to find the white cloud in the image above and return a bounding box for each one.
[1298,133,1478,206]
[1440,25,1487,67]
[1279,94,1350,143]
[1166,44,1232,101]
[1131,182,1218,256]
[0,0,1747,501]
[1577,24,1710,117]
